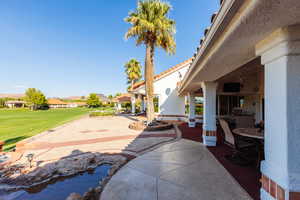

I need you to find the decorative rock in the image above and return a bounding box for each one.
[66,193,82,200]
[82,188,98,200]
[0,153,127,189]
[128,121,146,131]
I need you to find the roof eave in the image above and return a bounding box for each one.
[178,0,241,95]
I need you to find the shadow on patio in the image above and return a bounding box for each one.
[178,122,261,200]
[0,114,179,200]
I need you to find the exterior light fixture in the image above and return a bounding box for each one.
[26,153,34,168]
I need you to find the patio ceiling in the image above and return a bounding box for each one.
[216,58,264,96]
[179,0,300,95]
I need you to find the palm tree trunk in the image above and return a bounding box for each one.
[131,80,134,91]
[131,80,135,114]
[145,44,155,124]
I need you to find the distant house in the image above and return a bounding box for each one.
[113,94,131,103]
[48,99,68,108]
[48,99,87,108]
[113,94,131,110]
[5,100,26,108]
[67,102,87,108]
[95,94,111,104]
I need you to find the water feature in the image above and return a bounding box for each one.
[1,164,111,200]
[0,154,10,164]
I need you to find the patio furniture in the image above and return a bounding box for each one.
[219,119,256,165]
[233,128,264,168]
[232,128,264,140]
[233,115,255,128]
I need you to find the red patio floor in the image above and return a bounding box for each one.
[178,123,261,200]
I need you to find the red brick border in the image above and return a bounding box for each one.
[203,130,217,136]
[189,118,196,122]
[16,133,176,151]
[158,115,186,118]
[261,174,300,200]
[290,192,300,200]
[261,174,285,200]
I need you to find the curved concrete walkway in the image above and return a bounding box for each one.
[100,139,252,200]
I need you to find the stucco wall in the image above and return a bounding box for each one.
[133,63,190,119]
[242,95,263,123]
[154,66,189,117]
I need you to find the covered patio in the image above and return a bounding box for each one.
[178,0,300,199]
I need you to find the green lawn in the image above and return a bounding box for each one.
[0,108,95,151]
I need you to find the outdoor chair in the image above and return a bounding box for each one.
[219,118,256,165]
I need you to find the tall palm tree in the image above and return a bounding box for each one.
[125,0,176,124]
[124,58,142,91]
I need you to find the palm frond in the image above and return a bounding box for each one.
[124,59,142,85]
[124,0,176,53]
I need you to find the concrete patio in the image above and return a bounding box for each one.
[100,139,252,200]
[1,115,178,175]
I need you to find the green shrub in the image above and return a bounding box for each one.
[122,102,131,110]
[185,104,203,115]
[87,93,101,108]
[0,98,5,108]
[154,97,159,113]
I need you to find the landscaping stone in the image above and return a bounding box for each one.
[128,121,146,131]
[0,153,126,190]
[129,120,174,132]
[66,193,82,200]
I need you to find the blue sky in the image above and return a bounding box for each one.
[0,0,219,97]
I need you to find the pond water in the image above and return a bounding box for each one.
[1,164,111,200]
[0,154,10,164]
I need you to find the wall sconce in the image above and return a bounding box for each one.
[26,153,34,168]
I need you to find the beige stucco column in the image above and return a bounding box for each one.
[256,24,300,200]
[131,95,136,114]
[141,96,145,112]
[117,102,122,111]
[188,92,196,128]
[201,82,218,146]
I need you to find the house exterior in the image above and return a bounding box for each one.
[129,0,300,199]
[48,99,87,108]
[113,94,131,111]
[95,94,111,104]
[67,102,87,108]
[131,59,192,120]
[175,1,300,200]
[48,99,69,108]
[5,100,26,108]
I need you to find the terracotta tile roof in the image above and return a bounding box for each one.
[48,98,68,105]
[113,93,131,103]
[132,58,193,90]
